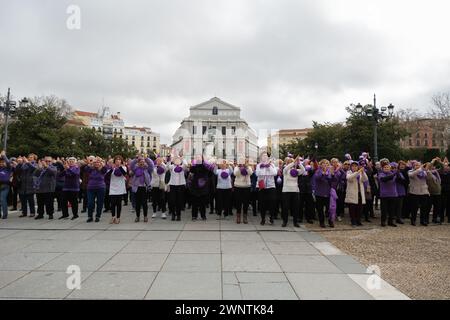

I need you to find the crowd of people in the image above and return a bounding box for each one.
[0,150,449,228]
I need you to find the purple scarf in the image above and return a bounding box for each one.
[329,188,338,222]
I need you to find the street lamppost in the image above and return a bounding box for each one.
[0,88,28,152]
[354,94,394,163]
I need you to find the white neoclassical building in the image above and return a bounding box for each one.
[171,97,259,161]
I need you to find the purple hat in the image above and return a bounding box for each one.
[290,169,298,177]
[240,167,248,176]
[390,162,398,168]
[174,165,183,173]
[156,166,165,175]
[220,171,229,179]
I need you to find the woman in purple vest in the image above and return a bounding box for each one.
[377,160,399,227]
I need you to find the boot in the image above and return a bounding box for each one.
[243,213,248,224]
[236,213,241,224]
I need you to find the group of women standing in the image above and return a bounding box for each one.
[1,151,449,229]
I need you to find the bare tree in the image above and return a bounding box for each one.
[396,107,421,121]
[429,92,450,119]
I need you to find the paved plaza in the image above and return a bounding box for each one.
[0,206,409,300]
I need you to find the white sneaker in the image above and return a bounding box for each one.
[161,213,167,219]
[152,213,157,218]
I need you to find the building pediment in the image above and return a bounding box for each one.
[190,97,240,111]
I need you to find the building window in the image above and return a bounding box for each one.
[416,140,420,146]
[154,137,156,141]
[223,149,226,157]
[141,142,144,147]
[222,126,226,135]
[132,136,135,140]
[202,126,207,135]
[424,133,428,138]
[147,142,150,147]
[432,140,436,146]
[416,133,420,138]
[141,136,144,140]
[212,107,218,115]
[231,126,236,135]
[147,137,150,141]
[132,141,135,146]
[424,140,428,146]
[192,126,197,134]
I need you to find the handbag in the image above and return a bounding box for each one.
[258,179,265,189]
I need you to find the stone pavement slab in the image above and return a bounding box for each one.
[0,208,410,300]
[67,271,156,299]
[146,272,221,300]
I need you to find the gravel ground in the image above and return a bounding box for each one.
[304,210,450,300]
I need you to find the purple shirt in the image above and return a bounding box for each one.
[378,171,398,198]
[313,169,332,197]
[61,166,80,192]
[84,166,107,190]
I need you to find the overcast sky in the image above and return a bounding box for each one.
[1,0,450,145]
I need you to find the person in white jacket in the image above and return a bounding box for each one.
[168,155,188,221]
[281,156,305,228]
[233,158,253,224]
[215,160,234,219]
[256,152,278,225]
[151,157,167,219]
[345,161,368,226]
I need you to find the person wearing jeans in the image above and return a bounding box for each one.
[0,151,12,219]
[84,157,108,222]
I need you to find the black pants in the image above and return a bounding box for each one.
[431,194,442,222]
[380,197,397,224]
[315,196,330,225]
[299,193,314,221]
[234,187,250,215]
[169,185,185,217]
[82,189,88,211]
[135,187,148,217]
[275,188,283,217]
[20,193,35,215]
[8,186,18,210]
[402,194,412,219]
[192,194,208,219]
[54,188,63,211]
[123,188,129,205]
[363,197,374,220]
[62,191,78,217]
[104,188,110,211]
[282,192,299,224]
[396,196,405,221]
[348,194,363,225]
[336,190,346,217]
[440,191,450,222]
[259,188,276,222]
[410,194,430,224]
[36,192,54,217]
[151,187,166,213]
[209,191,215,213]
[110,194,124,218]
[216,189,232,216]
[250,190,258,215]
